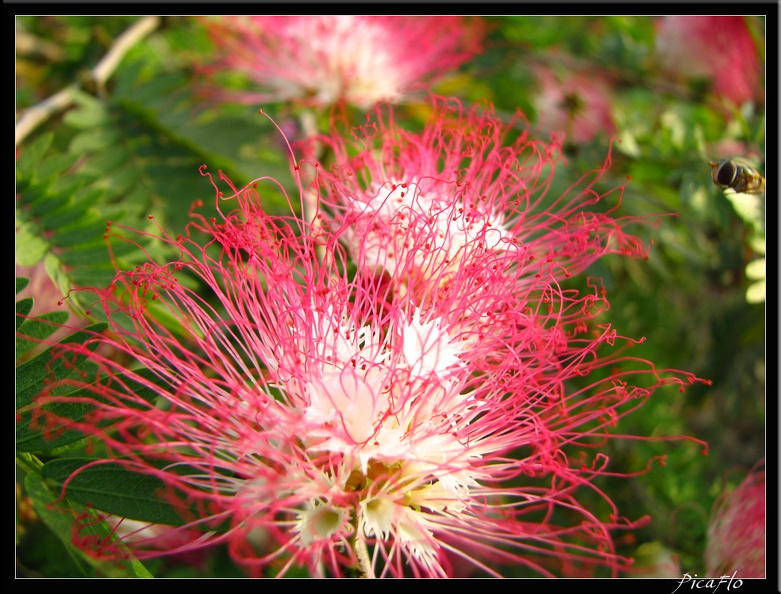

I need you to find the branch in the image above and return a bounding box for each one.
[15,16,161,147]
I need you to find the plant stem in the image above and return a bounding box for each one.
[16,16,161,147]
[354,532,374,578]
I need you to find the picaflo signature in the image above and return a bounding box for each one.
[672,572,744,594]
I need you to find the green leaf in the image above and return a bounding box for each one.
[26,195,70,219]
[15,219,51,267]
[16,133,54,179]
[69,267,117,290]
[24,472,153,578]
[17,277,30,294]
[42,458,193,527]
[17,311,72,338]
[108,367,173,404]
[16,310,72,359]
[52,219,106,248]
[48,172,85,199]
[64,92,112,128]
[15,323,107,409]
[103,163,139,195]
[37,152,80,184]
[16,368,170,453]
[16,297,34,329]
[79,145,129,175]
[39,192,100,230]
[69,127,123,153]
[57,243,116,267]
[16,396,96,453]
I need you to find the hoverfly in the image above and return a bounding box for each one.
[709,158,766,195]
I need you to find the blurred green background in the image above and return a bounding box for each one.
[16,16,766,577]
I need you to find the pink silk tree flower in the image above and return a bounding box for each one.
[199,16,484,110]
[654,16,763,106]
[26,102,708,578]
[705,463,765,578]
[531,65,617,145]
[309,96,641,307]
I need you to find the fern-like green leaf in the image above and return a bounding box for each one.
[25,472,154,578]
[16,310,71,359]
[16,133,54,181]
[16,322,107,409]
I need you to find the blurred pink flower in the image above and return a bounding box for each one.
[99,516,210,570]
[16,262,69,318]
[16,262,85,354]
[654,16,763,105]
[531,66,616,145]
[199,16,484,110]
[705,462,765,578]
[28,99,708,577]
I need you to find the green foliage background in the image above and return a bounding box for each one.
[16,16,767,577]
